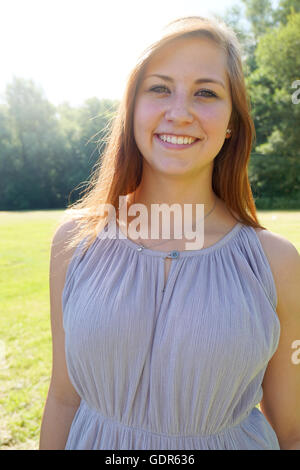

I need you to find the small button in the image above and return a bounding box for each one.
[167,250,179,259]
[137,246,143,252]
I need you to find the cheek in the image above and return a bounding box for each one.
[135,99,162,131]
[197,103,230,132]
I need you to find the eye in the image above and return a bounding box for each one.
[147,85,218,98]
[196,89,218,98]
[148,85,170,93]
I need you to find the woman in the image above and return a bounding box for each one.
[39,16,300,450]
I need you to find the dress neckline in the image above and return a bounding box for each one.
[114,220,244,258]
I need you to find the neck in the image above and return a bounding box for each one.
[131,185,217,218]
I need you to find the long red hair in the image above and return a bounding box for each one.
[59,15,265,255]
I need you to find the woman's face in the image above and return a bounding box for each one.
[133,36,232,176]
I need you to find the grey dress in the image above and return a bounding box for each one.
[62,220,281,450]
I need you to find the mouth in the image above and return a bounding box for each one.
[154,134,202,150]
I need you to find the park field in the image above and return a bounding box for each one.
[0,209,299,450]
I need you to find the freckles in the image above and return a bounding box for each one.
[199,105,228,129]
[139,93,163,111]
[136,100,163,132]
[143,100,162,117]
[198,108,218,126]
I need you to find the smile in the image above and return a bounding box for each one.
[154,133,201,149]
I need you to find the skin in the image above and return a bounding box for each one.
[126,36,300,448]
[130,35,235,243]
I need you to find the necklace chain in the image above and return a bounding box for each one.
[130,192,217,249]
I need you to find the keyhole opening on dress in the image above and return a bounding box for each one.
[163,256,177,292]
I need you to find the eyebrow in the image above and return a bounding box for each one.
[144,73,226,90]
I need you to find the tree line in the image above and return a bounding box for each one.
[0,0,299,211]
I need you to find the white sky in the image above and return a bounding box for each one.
[0,0,278,106]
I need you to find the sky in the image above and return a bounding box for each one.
[0,0,278,107]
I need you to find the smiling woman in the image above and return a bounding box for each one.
[57,16,259,245]
[133,36,232,180]
[39,16,300,450]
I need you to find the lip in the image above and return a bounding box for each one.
[154,134,201,150]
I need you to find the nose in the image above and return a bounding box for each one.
[164,93,194,124]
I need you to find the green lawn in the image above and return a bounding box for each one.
[0,209,299,450]
[0,210,65,450]
[257,210,300,252]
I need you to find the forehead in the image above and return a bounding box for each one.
[142,36,228,87]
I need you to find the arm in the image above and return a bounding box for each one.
[39,394,80,450]
[39,220,82,450]
[257,229,300,450]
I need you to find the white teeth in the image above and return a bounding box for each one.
[158,134,197,145]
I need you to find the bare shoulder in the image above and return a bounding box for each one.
[51,219,81,272]
[253,227,300,270]
[52,218,81,247]
[253,227,300,310]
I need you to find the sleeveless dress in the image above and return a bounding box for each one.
[62,219,281,450]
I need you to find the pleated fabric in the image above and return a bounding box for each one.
[62,220,281,450]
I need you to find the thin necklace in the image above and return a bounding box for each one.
[130,192,217,249]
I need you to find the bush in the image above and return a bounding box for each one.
[254,195,300,210]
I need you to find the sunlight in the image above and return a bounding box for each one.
[1,0,237,105]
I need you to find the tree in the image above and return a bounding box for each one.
[248,12,300,202]
[1,77,63,208]
[0,77,119,210]
[272,0,300,25]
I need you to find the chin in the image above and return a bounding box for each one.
[156,161,197,175]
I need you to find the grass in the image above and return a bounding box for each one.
[0,209,299,450]
[0,210,64,450]
[257,210,300,252]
